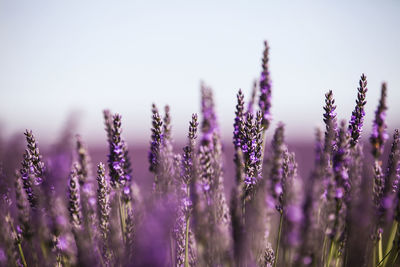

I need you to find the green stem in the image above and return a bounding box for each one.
[383,221,397,267]
[378,233,383,264]
[184,185,191,267]
[377,248,393,267]
[327,240,336,267]
[273,212,283,267]
[118,192,126,243]
[184,215,190,267]
[321,234,327,265]
[17,243,27,267]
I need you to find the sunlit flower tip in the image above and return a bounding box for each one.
[123,186,130,195]
[348,74,368,147]
[335,188,344,199]
[258,41,272,129]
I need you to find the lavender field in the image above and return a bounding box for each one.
[0,40,399,267]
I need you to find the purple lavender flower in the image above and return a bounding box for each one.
[24,130,45,183]
[200,82,218,147]
[124,208,135,263]
[76,135,91,186]
[103,109,113,144]
[330,121,350,241]
[387,130,400,221]
[240,111,263,199]
[163,105,172,147]
[259,41,272,130]
[321,90,338,169]
[333,121,350,200]
[370,83,388,159]
[257,241,275,267]
[269,123,286,212]
[20,150,37,208]
[19,130,45,208]
[96,162,111,263]
[233,89,245,149]
[348,74,368,147]
[182,114,199,185]
[149,104,163,174]
[372,160,385,239]
[278,150,297,214]
[107,114,127,188]
[14,171,31,240]
[68,163,82,228]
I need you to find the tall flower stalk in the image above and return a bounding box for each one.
[370,82,388,263]
[181,114,198,267]
[269,123,286,267]
[259,41,272,131]
[105,113,130,245]
[348,74,368,148]
[97,162,111,264]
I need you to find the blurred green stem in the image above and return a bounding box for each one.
[273,212,283,267]
[184,185,191,267]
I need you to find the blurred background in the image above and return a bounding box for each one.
[0,0,399,146]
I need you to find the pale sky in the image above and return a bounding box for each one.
[1,0,399,145]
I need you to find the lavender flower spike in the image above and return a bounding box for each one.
[20,149,37,208]
[76,135,91,186]
[182,114,199,185]
[200,82,218,147]
[96,162,111,262]
[370,82,388,160]
[233,89,245,149]
[333,121,351,201]
[241,111,263,197]
[348,74,368,147]
[163,105,172,146]
[20,130,45,208]
[24,130,45,181]
[259,41,272,130]
[108,114,127,188]
[270,123,285,212]
[103,109,113,144]
[322,90,338,168]
[149,104,163,174]
[68,163,82,228]
[388,130,400,220]
[329,121,350,243]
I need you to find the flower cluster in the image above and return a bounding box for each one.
[2,41,400,267]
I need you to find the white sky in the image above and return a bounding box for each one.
[0,0,399,145]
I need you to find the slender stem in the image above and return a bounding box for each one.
[184,185,191,267]
[383,221,397,266]
[393,251,399,266]
[334,255,340,267]
[377,248,393,267]
[273,212,283,267]
[321,234,327,265]
[184,215,190,267]
[118,192,126,243]
[327,240,336,267]
[378,233,383,264]
[17,243,27,267]
[8,215,27,267]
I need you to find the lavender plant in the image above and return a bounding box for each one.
[1,40,400,267]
